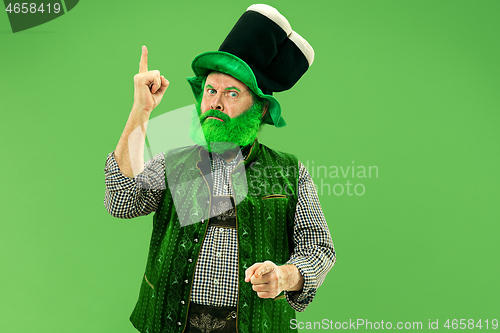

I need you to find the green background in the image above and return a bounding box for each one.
[1,0,498,332]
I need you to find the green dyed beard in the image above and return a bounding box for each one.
[190,100,264,154]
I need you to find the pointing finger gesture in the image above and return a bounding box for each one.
[139,45,148,73]
[133,45,169,113]
[245,261,284,299]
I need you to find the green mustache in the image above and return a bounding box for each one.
[190,100,265,154]
[199,110,232,123]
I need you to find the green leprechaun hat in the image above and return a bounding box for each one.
[187,4,315,127]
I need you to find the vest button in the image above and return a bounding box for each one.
[188,258,193,263]
[180,300,185,305]
[177,322,182,326]
[184,279,189,284]
[194,238,199,243]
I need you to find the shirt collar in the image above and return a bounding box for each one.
[198,139,259,166]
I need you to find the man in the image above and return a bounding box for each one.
[104,4,335,333]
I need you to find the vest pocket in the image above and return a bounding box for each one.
[130,273,157,328]
[144,274,154,289]
[262,194,287,200]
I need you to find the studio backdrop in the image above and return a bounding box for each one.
[1,1,499,332]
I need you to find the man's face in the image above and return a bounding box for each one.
[190,72,266,154]
[200,72,254,119]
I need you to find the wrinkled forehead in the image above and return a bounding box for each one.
[205,71,250,91]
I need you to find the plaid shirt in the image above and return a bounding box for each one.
[104,149,336,312]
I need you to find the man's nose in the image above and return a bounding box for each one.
[210,93,224,111]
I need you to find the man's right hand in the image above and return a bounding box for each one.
[133,45,169,113]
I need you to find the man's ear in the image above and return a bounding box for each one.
[261,101,269,119]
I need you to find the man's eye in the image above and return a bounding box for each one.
[207,89,216,94]
[228,91,238,98]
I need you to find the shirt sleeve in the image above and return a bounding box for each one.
[285,161,336,311]
[104,151,165,219]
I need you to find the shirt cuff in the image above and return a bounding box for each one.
[284,257,318,312]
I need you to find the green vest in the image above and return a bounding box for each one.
[130,140,299,333]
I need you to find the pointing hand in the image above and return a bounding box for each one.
[132,45,169,113]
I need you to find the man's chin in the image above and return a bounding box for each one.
[190,103,261,154]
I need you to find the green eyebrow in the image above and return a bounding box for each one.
[205,85,241,92]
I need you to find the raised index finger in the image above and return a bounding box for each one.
[139,45,148,73]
